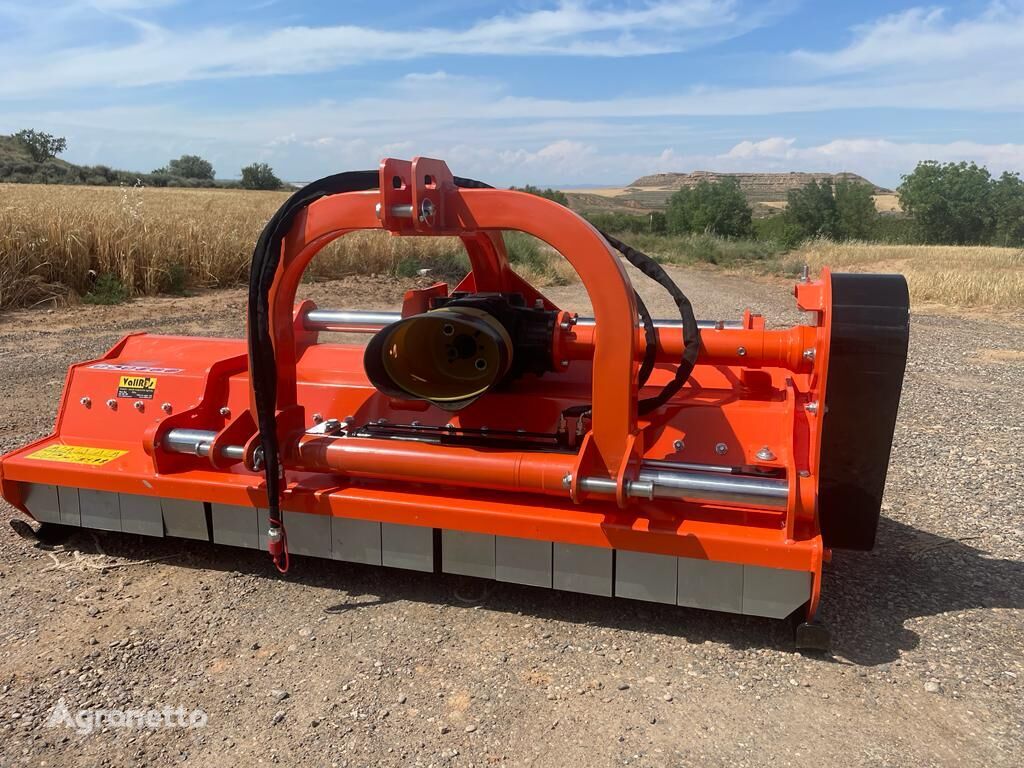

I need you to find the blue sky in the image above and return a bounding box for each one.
[1,0,1021,186]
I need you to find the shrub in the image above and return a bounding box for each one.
[166,154,215,180]
[510,185,569,206]
[898,161,995,244]
[241,162,283,190]
[665,179,753,238]
[834,180,878,240]
[83,273,130,305]
[14,129,67,162]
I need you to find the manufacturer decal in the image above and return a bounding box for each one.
[26,445,128,466]
[117,375,157,400]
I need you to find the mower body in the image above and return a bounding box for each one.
[0,158,909,625]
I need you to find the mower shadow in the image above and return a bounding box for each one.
[55,514,1022,666]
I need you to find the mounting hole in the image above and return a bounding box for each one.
[474,358,487,371]
[424,174,434,186]
[392,174,404,189]
[442,323,455,336]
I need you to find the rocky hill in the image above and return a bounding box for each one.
[627,170,889,203]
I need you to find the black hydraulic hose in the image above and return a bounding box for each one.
[634,289,657,388]
[249,171,379,573]
[598,231,701,414]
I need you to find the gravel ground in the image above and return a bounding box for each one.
[0,266,1021,767]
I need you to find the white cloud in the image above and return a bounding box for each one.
[0,1,778,96]
[792,4,1024,73]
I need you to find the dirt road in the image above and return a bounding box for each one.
[0,266,1021,767]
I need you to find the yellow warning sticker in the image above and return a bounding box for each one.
[25,445,128,466]
[117,375,157,400]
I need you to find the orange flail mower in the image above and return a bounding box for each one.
[0,158,909,648]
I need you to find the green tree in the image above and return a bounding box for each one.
[14,129,67,162]
[898,161,995,244]
[240,162,283,190]
[665,178,753,238]
[834,180,878,240]
[784,180,838,240]
[992,171,1024,247]
[510,185,569,206]
[166,154,215,180]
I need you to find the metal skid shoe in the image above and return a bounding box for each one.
[9,519,73,546]
[794,620,832,653]
[0,156,910,639]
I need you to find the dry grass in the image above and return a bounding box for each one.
[789,239,1024,310]
[4,183,1019,313]
[0,183,567,309]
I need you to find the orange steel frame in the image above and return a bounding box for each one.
[0,157,836,620]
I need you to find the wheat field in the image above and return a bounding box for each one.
[790,238,1024,310]
[1,183,1020,312]
[0,183,474,308]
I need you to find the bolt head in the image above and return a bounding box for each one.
[803,348,816,361]
[756,446,776,462]
[106,398,117,410]
[323,418,343,433]
[80,396,92,408]
[714,442,729,455]
[673,439,685,452]
[736,346,747,357]
[219,406,231,418]
[133,401,144,411]
[312,413,323,424]
[805,401,819,414]
[161,402,172,414]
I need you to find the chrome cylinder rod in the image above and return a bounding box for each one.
[162,428,786,509]
[303,308,743,334]
[162,429,244,461]
[576,469,787,509]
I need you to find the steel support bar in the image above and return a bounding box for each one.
[303,308,742,333]
[161,429,788,509]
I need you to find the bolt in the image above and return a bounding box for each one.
[377,417,389,425]
[445,423,455,430]
[800,264,810,282]
[736,346,747,357]
[714,442,729,455]
[219,406,231,418]
[559,315,578,331]
[312,413,323,424]
[805,401,819,414]
[161,402,172,414]
[106,398,117,410]
[673,439,685,452]
[418,198,435,222]
[756,446,776,462]
[343,415,355,425]
[251,446,265,471]
[80,396,92,408]
[133,401,144,412]
[560,359,569,368]
[799,470,811,478]
[411,420,422,427]
[803,348,816,362]
[323,418,342,433]
[562,472,573,489]
[374,202,382,218]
